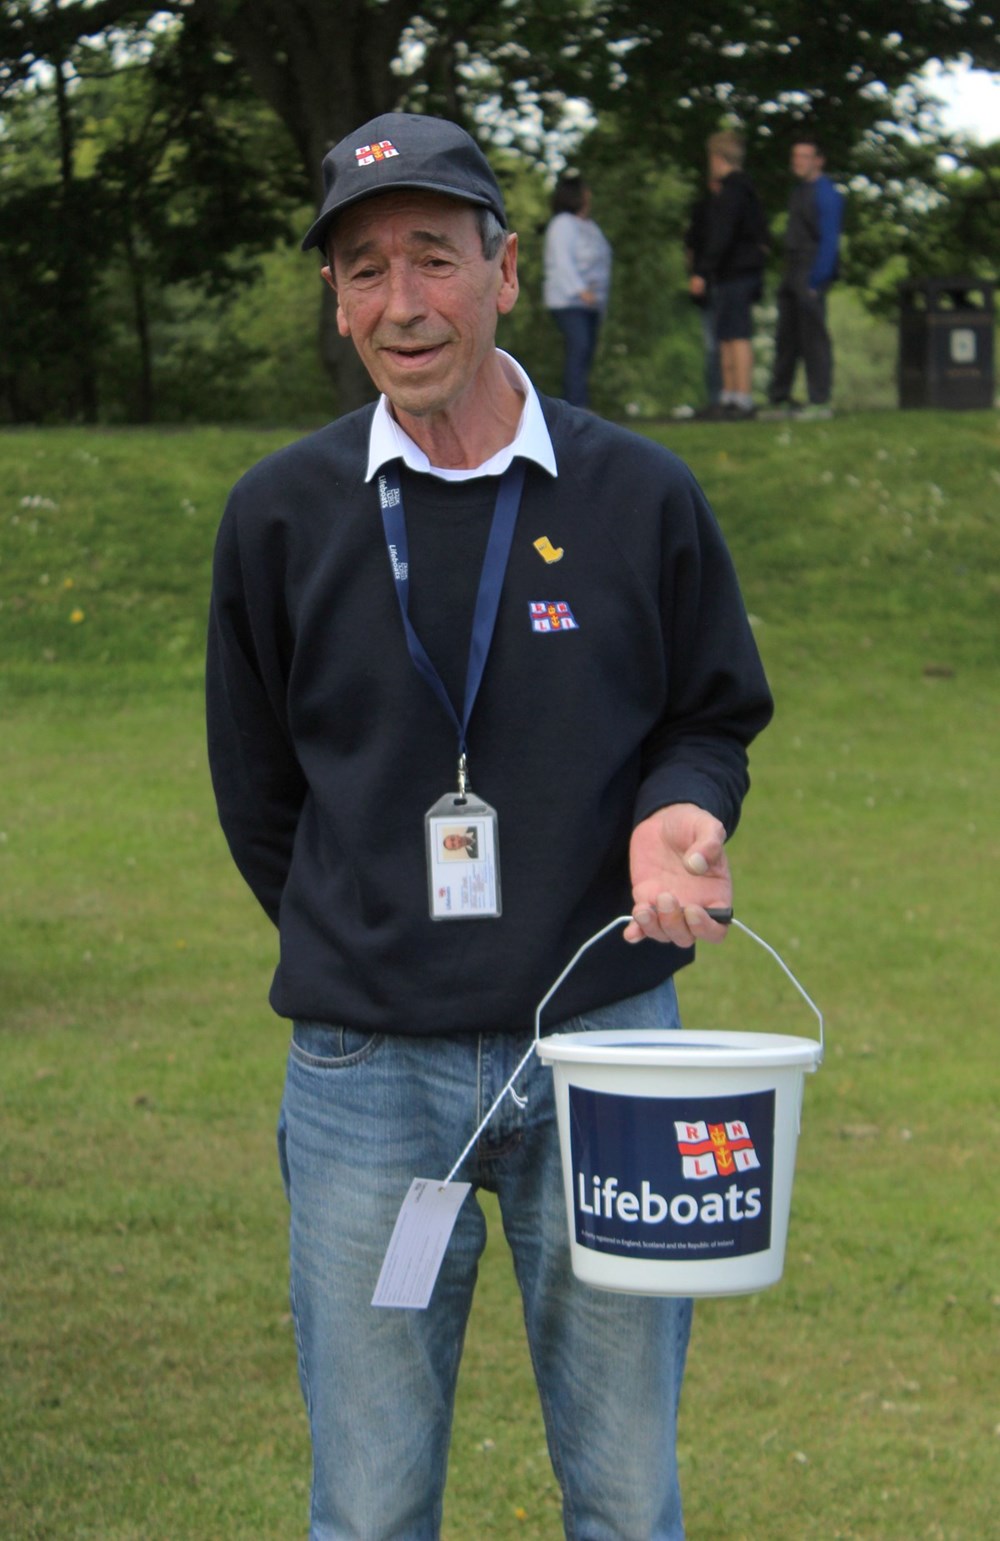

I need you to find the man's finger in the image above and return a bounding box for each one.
[683,837,725,876]
[684,905,732,943]
[625,897,695,948]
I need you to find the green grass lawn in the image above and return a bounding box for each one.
[2,412,997,1540]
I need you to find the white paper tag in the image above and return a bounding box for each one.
[425,791,501,919]
[371,1178,472,1310]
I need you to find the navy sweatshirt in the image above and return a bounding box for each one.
[206,394,773,1036]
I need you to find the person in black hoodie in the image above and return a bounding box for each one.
[689,130,769,419]
[682,173,723,409]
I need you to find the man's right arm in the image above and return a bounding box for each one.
[697,178,740,279]
[206,505,307,926]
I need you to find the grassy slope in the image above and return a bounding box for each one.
[1,414,997,1540]
[650,414,998,1541]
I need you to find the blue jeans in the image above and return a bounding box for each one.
[278,981,692,1540]
[549,306,602,408]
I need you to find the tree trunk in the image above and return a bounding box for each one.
[195,0,411,409]
[318,285,376,416]
[123,218,154,423]
[54,56,100,423]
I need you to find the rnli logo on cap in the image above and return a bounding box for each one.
[529,601,578,633]
[356,140,399,167]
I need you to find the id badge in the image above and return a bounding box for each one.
[425,791,501,920]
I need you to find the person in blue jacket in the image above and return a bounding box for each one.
[768,135,845,418]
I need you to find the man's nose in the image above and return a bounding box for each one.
[383,262,427,325]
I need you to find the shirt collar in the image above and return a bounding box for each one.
[364,350,557,483]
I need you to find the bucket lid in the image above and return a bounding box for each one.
[536,1027,823,1070]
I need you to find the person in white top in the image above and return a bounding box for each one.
[542,171,613,408]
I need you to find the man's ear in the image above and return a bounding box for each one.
[496,232,519,317]
[321,265,352,339]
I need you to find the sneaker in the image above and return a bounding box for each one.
[794,403,834,421]
[759,399,801,421]
[724,402,758,421]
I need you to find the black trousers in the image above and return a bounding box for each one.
[769,274,833,405]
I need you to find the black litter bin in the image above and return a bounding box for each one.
[898,278,995,409]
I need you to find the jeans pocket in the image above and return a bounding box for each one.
[289,1020,384,1069]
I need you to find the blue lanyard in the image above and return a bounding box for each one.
[378,459,526,769]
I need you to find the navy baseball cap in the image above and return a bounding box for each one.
[301,112,507,253]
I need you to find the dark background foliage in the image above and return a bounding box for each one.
[1,0,997,424]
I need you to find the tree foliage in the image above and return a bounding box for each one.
[2,1,998,421]
[556,3,1000,171]
[0,5,303,422]
[844,134,1000,315]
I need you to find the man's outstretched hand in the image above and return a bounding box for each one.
[623,803,732,948]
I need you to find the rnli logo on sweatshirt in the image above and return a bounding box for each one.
[529,601,578,633]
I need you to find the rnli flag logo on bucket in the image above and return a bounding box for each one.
[675,1120,761,1180]
[568,1087,775,1260]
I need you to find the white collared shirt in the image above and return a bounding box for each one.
[364,350,558,483]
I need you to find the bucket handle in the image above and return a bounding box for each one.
[534,913,824,1053]
[444,913,823,1184]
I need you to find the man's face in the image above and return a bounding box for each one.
[791,143,823,181]
[324,191,518,422]
[708,151,731,184]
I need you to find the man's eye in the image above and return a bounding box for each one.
[345,265,383,286]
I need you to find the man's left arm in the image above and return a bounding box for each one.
[625,469,773,947]
[809,178,844,290]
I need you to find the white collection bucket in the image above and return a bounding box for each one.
[536,918,823,1298]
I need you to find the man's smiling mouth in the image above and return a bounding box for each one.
[383,342,446,366]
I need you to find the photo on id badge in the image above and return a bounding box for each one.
[439,825,479,861]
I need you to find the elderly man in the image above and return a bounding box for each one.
[207,112,772,1541]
